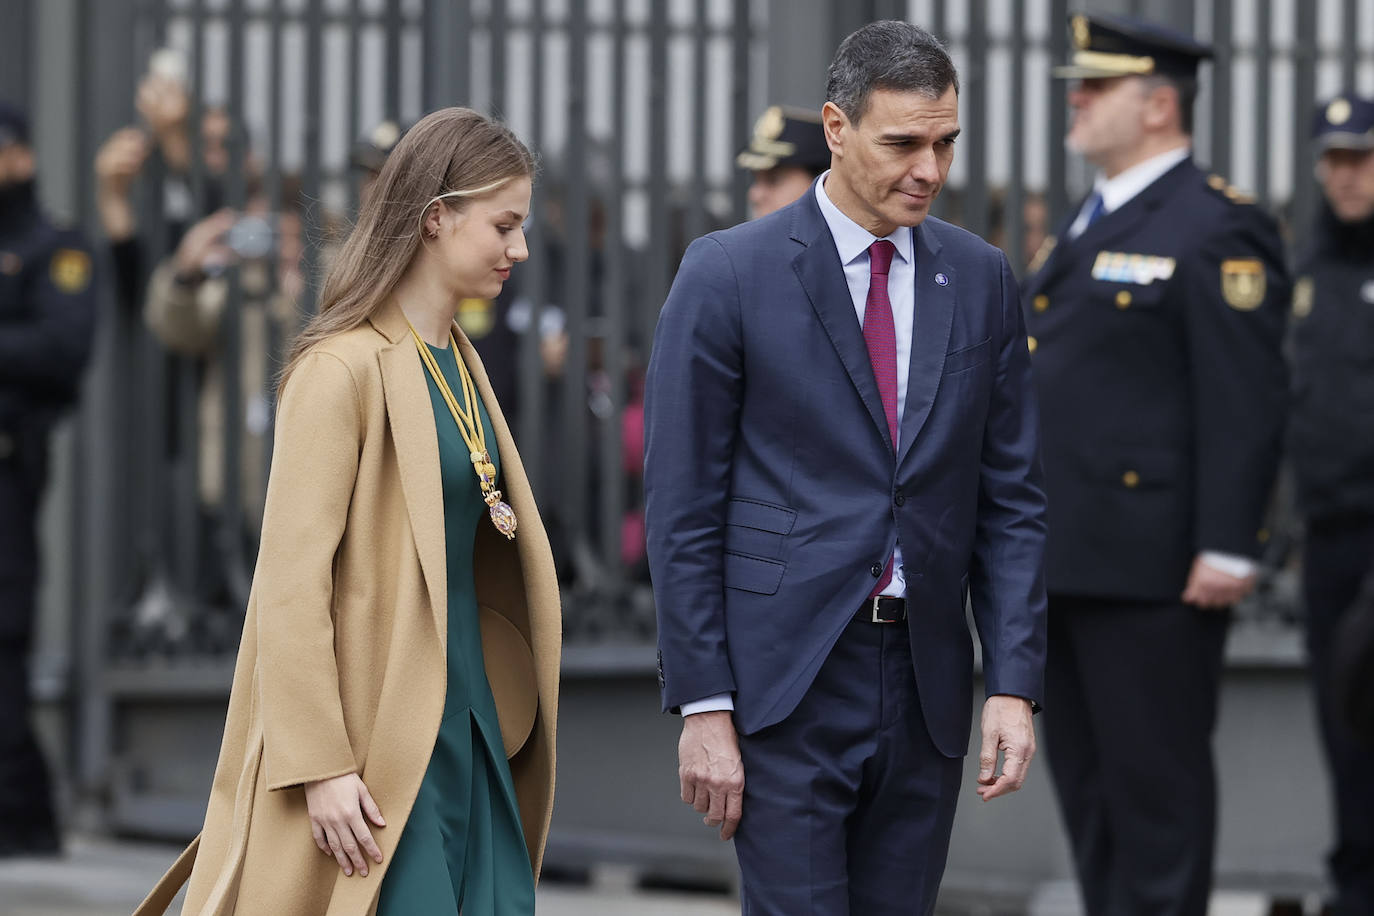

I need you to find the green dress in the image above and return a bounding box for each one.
[376,342,535,915]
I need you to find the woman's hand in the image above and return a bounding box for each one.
[304,773,386,877]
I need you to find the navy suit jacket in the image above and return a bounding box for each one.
[644,186,1048,757]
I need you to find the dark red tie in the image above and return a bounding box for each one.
[864,239,898,594]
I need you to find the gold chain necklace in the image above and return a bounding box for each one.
[408,323,518,540]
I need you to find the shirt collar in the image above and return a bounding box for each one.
[814,170,914,267]
[1093,146,1191,214]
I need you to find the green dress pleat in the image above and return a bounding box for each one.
[376,342,535,916]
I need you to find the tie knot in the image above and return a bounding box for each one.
[869,239,896,277]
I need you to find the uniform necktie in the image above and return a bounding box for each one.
[1074,191,1105,238]
[863,239,898,595]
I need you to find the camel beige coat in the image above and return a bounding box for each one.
[132,299,561,916]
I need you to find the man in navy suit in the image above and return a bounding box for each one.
[644,21,1048,915]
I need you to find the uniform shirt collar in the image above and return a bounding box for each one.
[1094,145,1191,214]
[815,170,914,267]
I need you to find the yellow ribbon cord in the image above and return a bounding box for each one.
[408,322,518,539]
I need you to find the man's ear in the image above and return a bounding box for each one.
[1143,82,1178,132]
[821,101,848,157]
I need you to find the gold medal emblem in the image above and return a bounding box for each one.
[1220,258,1266,311]
[1327,98,1352,127]
[1292,276,1314,318]
[50,248,91,294]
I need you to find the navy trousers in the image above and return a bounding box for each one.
[734,615,963,916]
[1303,516,1374,916]
[1044,596,1228,916]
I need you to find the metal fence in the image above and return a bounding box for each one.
[3,0,1372,840]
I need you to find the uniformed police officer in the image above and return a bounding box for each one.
[0,102,98,856]
[1022,14,1289,914]
[1289,92,1374,916]
[736,105,830,219]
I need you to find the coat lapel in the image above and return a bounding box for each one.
[789,193,894,451]
[373,303,448,638]
[896,223,956,468]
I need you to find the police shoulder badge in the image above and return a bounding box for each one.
[50,248,92,294]
[1220,258,1265,311]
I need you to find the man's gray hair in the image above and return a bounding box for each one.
[826,20,959,124]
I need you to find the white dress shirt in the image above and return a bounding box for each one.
[681,174,918,717]
[1066,145,1257,582]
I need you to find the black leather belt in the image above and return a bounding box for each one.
[856,596,906,623]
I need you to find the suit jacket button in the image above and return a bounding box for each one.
[1033,294,1049,313]
[870,563,883,578]
[1116,290,1133,309]
[894,492,905,507]
[1027,335,1038,353]
[1122,470,1140,488]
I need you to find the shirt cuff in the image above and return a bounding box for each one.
[1199,551,1257,580]
[680,693,734,716]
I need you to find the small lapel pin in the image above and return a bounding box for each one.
[934,272,949,287]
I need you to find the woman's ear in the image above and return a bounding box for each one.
[423,202,443,240]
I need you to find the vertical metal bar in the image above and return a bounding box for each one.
[1340,0,1358,92]
[423,0,448,110]
[1210,0,1232,178]
[646,0,669,332]
[454,0,473,105]
[489,0,508,115]
[218,0,249,610]
[963,0,987,239]
[686,0,708,245]
[730,0,752,223]
[931,0,945,44]
[188,0,207,212]
[348,0,362,211]
[562,0,591,562]
[385,0,403,120]
[302,0,325,320]
[263,0,286,504]
[599,0,629,589]
[1007,0,1026,272]
[1292,0,1318,237]
[1047,0,1069,227]
[1255,0,1272,204]
[518,0,546,464]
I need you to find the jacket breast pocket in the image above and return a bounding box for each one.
[723,497,796,561]
[943,337,992,375]
[723,552,786,595]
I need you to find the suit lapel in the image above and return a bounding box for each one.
[790,196,893,450]
[896,223,956,468]
[375,319,448,639]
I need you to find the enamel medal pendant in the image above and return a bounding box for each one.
[473,449,518,539]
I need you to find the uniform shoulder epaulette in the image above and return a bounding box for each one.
[1205,173,1256,205]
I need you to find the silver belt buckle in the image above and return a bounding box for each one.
[870,596,892,624]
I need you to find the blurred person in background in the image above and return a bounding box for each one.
[141,177,305,604]
[736,105,830,219]
[134,107,559,916]
[94,58,236,316]
[0,101,98,856]
[1287,93,1374,916]
[1023,14,1289,915]
[351,118,407,208]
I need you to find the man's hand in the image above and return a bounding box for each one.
[1181,555,1255,610]
[303,773,386,877]
[679,710,745,840]
[976,695,1036,801]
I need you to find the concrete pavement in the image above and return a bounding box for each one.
[0,835,739,916]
